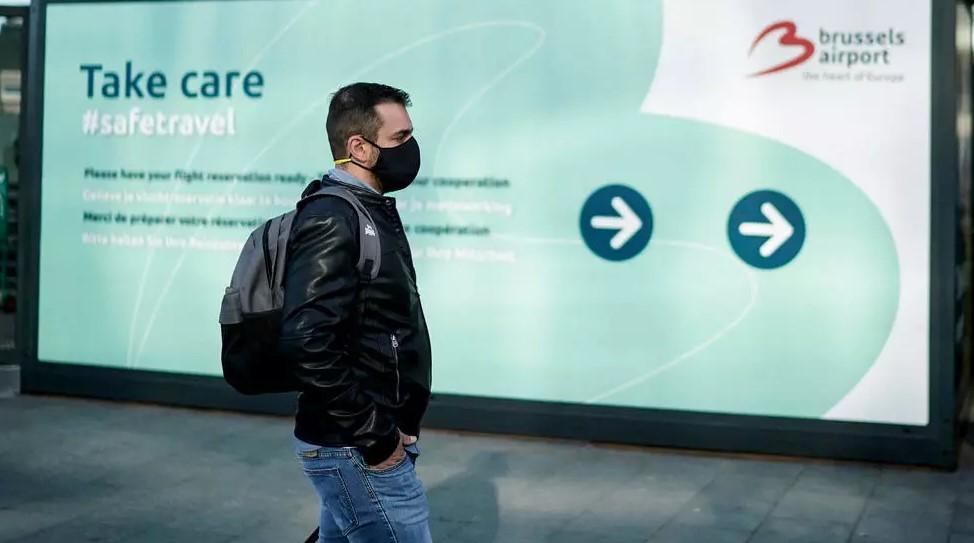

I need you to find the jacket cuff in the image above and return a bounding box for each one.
[399,424,420,438]
[360,429,401,466]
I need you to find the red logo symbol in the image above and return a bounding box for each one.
[749,21,815,77]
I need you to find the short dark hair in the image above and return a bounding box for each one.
[326,82,412,159]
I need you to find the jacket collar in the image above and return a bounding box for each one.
[300,176,393,205]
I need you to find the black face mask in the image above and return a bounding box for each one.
[356,136,421,193]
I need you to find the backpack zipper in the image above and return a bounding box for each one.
[390,334,400,402]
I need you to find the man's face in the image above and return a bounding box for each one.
[344,102,414,169]
[373,102,413,149]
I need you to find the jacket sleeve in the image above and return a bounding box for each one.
[278,199,400,465]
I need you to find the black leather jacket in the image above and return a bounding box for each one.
[278,177,432,465]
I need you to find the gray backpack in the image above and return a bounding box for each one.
[218,184,381,395]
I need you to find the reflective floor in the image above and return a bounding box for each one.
[1,395,972,543]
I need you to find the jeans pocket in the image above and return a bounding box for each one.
[361,450,410,476]
[404,443,420,465]
[301,466,359,536]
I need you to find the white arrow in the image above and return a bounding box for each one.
[591,196,643,250]
[738,202,795,257]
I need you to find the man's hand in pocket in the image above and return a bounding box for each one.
[369,431,417,470]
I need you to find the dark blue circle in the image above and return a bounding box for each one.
[579,185,653,262]
[728,190,805,269]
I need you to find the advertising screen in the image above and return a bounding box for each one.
[38,0,932,425]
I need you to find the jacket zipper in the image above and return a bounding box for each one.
[390,334,400,402]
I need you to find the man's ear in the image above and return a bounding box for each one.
[347,135,375,165]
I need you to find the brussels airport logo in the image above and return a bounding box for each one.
[748,21,815,77]
[748,21,907,83]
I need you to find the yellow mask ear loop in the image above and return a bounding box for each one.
[334,158,353,165]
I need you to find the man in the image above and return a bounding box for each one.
[279,82,433,543]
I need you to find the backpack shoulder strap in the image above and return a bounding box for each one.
[300,186,381,281]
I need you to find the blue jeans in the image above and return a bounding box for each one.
[295,440,432,543]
